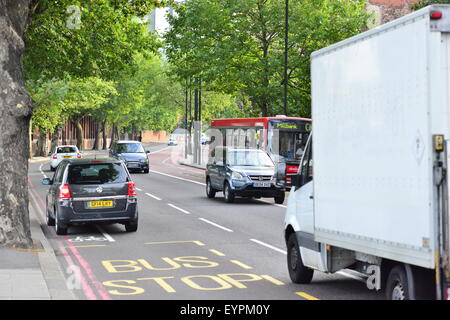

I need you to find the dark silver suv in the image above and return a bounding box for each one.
[205,147,286,204]
[42,158,138,235]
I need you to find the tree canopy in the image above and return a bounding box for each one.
[165,0,370,117]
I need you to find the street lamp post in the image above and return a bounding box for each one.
[283,0,289,116]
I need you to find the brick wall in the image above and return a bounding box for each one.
[367,0,421,25]
[141,130,169,143]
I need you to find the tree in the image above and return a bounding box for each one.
[25,0,164,80]
[165,0,370,117]
[0,0,165,248]
[0,0,33,248]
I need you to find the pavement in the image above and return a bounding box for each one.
[0,201,75,300]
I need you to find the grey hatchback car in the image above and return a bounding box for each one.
[42,158,138,235]
[205,147,286,204]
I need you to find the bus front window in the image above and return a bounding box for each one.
[276,131,308,161]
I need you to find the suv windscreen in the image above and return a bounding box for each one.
[57,147,77,153]
[227,151,274,167]
[115,143,144,154]
[68,163,128,184]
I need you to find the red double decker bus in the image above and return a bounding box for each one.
[210,116,312,187]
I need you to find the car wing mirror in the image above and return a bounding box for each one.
[42,178,53,185]
[146,150,150,154]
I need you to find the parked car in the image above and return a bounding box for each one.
[49,145,82,171]
[42,158,138,235]
[168,138,178,146]
[205,147,286,204]
[109,140,150,173]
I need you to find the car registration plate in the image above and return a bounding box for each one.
[253,182,271,188]
[86,200,114,208]
[63,156,72,159]
[128,163,140,168]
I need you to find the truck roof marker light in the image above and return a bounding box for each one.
[430,10,442,20]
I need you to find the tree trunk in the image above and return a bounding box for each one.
[0,0,33,248]
[50,128,59,153]
[102,120,108,150]
[36,130,47,156]
[92,121,100,150]
[74,119,84,150]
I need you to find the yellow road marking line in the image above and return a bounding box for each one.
[295,292,320,300]
[260,275,285,285]
[209,249,226,256]
[144,240,205,246]
[230,260,253,270]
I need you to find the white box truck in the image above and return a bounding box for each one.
[284,5,450,300]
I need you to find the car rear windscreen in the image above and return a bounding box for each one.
[115,143,144,153]
[57,147,77,153]
[68,163,128,184]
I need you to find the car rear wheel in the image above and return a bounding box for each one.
[46,201,55,226]
[274,193,285,204]
[223,182,235,203]
[206,178,217,198]
[55,208,68,235]
[125,221,138,232]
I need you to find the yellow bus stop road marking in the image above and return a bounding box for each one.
[230,260,253,270]
[144,240,205,246]
[295,292,320,300]
[208,249,226,256]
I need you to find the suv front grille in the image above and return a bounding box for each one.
[248,175,273,181]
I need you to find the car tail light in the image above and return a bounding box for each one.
[286,165,299,174]
[52,155,58,159]
[58,184,72,199]
[77,153,82,159]
[128,182,137,196]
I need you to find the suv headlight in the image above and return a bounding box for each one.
[231,171,245,181]
[140,159,148,163]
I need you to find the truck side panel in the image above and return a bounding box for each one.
[311,13,434,268]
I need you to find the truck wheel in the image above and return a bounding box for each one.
[274,193,285,204]
[223,182,235,203]
[206,178,217,198]
[287,233,314,284]
[386,265,410,300]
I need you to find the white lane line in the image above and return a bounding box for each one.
[168,203,190,214]
[149,170,206,186]
[199,218,233,232]
[250,238,287,255]
[145,192,162,201]
[39,163,48,178]
[136,187,142,191]
[149,146,171,155]
[95,225,115,242]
